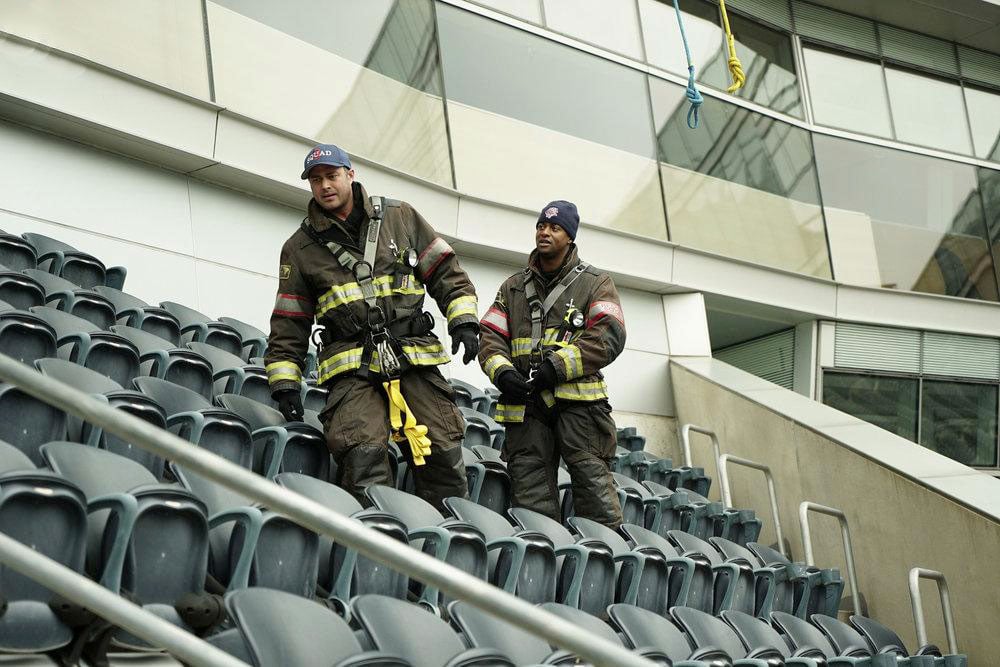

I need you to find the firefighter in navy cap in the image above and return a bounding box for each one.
[265,144,479,510]
[478,200,626,527]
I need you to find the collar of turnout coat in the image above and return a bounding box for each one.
[526,243,581,284]
[306,181,375,233]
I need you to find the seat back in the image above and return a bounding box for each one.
[459,407,493,449]
[36,357,121,442]
[161,302,243,356]
[24,269,115,328]
[444,496,514,542]
[0,471,88,652]
[352,595,473,667]
[94,286,181,344]
[770,611,836,659]
[568,516,628,555]
[612,472,649,525]
[539,602,622,644]
[0,304,57,364]
[850,615,909,656]
[30,305,141,384]
[0,235,37,270]
[509,506,573,548]
[812,614,873,657]
[132,375,212,414]
[0,270,45,310]
[449,600,553,665]
[112,325,214,398]
[0,440,35,474]
[608,603,694,659]
[721,610,792,658]
[23,233,106,288]
[218,316,267,360]
[103,390,167,478]
[671,606,749,660]
[366,484,445,531]
[0,383,67,464]
[449,377,486,412]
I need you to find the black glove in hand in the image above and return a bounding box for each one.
[530,359,558,392]
[450,324,480,365]
[495,369,532,403]
[275,389,304,422]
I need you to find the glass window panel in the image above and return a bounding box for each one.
[543,0,643,59]
[803,47,892,138]
[980,167,1000,295]
[650,75,831,277]
[822,372,919,441]
[639,0,727,84]
[965,86,1000,161]
[814,135,998,300]
[206,0,451,186]
[920,381,998,467]
[885,68,972,154]
[467,0,543,23]
[724,12,803,117]
[437,4,666,240]
[0,0,210,99]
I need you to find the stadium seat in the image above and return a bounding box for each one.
[448,600,577,665]
[508,507,615,617]
[30,306,140,386]
[481,386,499,419]
[274,473,408,608]
[469,445,512,514]
[567,516,669,614]
[0,382,67,465]
[0,263,45,309]
[642,481,711,538]
[0,469,88,655]
[0,439,35,473]
[616,426,646,452]
[302,377,328,413]
[172,464,319,598]
[111,325,214,399]
[188,341,270,405]
[93,285,181,345]
[22,233,112,289]
[722,610,825,666]
[159,301,243,357]
[0,231,37,270]
[352,595,515,667]
[448,377,487,413]
[539,602,672,663]
[218,316,267,361]
[851,615,966,666]
[207,588,410,667]
[0,299,57,365]
[618,523,711,611]
[711,536,797,618]
[770,611,875,666]
[668,530,754,614]
[365,485,487,614]
[748,542,843,618]
[214,393,328,480]
[132,376,254,468]
[672,606,789,667]
[607,603,716,666]
[23,269,116,329]
[40,443,213,649]
[459,406,494,450]
[613,472,652,526]
[444,496,557,603]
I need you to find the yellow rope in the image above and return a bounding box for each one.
[718,0,747,93]
[384,379,432,466]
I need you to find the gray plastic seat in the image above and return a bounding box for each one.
[616,426,646,452]
[0,232,37,271]
[0,469,88,654]
[448,600,576,665]
[365,485,487,614]
[619,523,711,611]
[459,406,498,450]
[218,316,267,361]
[159,301,243,357]
[93,285,181,345]
[0,440,35,473]
[23,269,116,329]
[712,537,800,618]
[448,377,487,413]
[748,542,843,618]
[188,341,270,405]
[40,443,211,649]
[668,530,754,615]
[607,603,711,666]
[30,306,140,386]
[508,507,615,617]
[0,299,57,365]
[722,610,825,666]
[133,376,253,467]
[215,393,328,480]
[352,595,514,667]
[0,265,45,309]
[850,615,964,666]
[207,588,410,667]
[444,496,556,603]
[173,465,318,597]
[274,473,408,609]
[612,472,652,527]
[671,606,785,667]
[469,446,511,514]
[0,382,67,465]
[771,611,872,666]
[22,232,113,289]
[111,325,213,399]
[642,481,715,540]
[302,377,328,414]
[539,602,673,663]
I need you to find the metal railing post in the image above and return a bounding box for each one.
[909,568,958,655]
[680,423,722,468]
[718,453,786,558]
[799,501,861,616]
[0,354,657,667]
[0,533,248,667]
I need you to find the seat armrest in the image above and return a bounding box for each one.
[88,493,140,592]
[633,646,675,664]
[541,649,578,665]
[443,647,516,666]
[333,652,412,667]
[690,645,733,662]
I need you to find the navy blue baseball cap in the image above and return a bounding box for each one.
[537,200,580,240]
[301,144,352,179]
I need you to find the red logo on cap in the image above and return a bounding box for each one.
[544,207,559,219]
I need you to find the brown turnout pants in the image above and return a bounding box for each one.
[320,366,469,512]
[502,399,623,528]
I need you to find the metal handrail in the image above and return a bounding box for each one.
[909,568,959,655]
[0,533,248,667]
[799,501,861,616]
[718,454,786,558]
[680,423,721,468]
[0,354,657,667]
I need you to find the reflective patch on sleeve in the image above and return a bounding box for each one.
[417,237,454,280]
[483,354,514,383]
[586,300,624,328]
[552,344,583,379]
[273,293,314,319]
[266,360,302,386]
[480,306,509,338]
[446,295,478,325]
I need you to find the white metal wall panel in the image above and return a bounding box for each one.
[922,332,1000,380]
[833,322,921,373]
[715,329,796,389]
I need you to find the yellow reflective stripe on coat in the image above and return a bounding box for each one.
[552,344,584,379]
[316,341,449,384]
[494,403,525,423]
[315,275,425,318]
[265,360,302,385]
[483,354,514,383]
[511,329,574,357]
[553,380,608,401]
[384,378,432,466]
[445,295,478,325]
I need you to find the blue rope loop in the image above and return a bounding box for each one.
[673,0,703,129]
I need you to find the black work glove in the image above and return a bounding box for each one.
[274,389,304,422]
[495,368,532,403]
[530,359,558,392]
[450,324,480,365]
